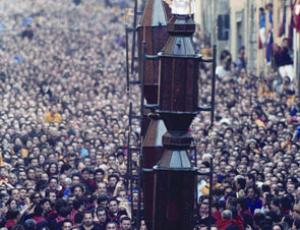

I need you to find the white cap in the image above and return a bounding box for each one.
[171,0,195,15]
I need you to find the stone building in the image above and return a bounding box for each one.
[194,0,299,77]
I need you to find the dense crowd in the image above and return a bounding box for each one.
[193,42,300,229]
[0,0,299,230]
[0,0,141,229]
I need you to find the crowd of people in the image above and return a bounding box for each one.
[193,40,299,229]
[0,0,142,229]
[0,0,299,230]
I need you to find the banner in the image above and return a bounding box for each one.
[295,0,300,32]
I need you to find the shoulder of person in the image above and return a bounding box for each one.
[215,66,223,74]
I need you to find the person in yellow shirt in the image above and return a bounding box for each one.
[44,106,62,123]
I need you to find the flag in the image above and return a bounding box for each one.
[258,34,263,49]
[259,10,266,47]
[294,0,300,32]
[266,31,273,64]
[278,4,287,37]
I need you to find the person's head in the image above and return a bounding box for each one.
[6,199,18,210]
[272,223,284,230]
[239,46,245,57]
[33,205,45,217]
[293,203,300,221]
[108,198,119,214]
[31,193,41,204]
[282,38,289,48]
[106,222,118,230]
[221,210,232,220]
[46,191,57,204]
[119,164,127,176]
[287,182,296,194]
[27,168,36,180]
[235,176,246,190]
[270,198,281,213]
[225,225,239,230]
[82,211,94,227]
[97,182,107,195]
[40,198,51,213]
[259,7,265,13]
[62,219,72,230]
[246,186,258,199]
[18,170,27,181]
[199,202,209,217]
[292,219,300,230]
[220,50,232,70]
[48,177,58,190]
[8,187,19,201]
[6,209,20,220]
[23,219,37,230]
[120,217,131,230]
[48,163,58,175]
[140,219,148,230]
[72,184,85,198]
[95,168,105,182]
[71,174,81,185]
[96,194,108,208]
[96,207,107,223]
[108,174,119,188]
[81,168,91,180]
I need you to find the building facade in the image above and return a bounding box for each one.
[194,0,299,77]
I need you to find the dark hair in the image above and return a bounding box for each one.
[58,206,71,217]
[81,167,94,174]
[225,224,239,230]
[294,219,300,228]
[253,212,265,227]
[96,207,107,213]
[34,205,43,216]
[106,222,118,228]
[24,219,37,230]
[261,184,271,193]
[54,199,68,213]
[71,173,81,179]
[246,186,260,197]
[72,198,84,210]
[120,216,131,223]
[62,219,72,225]
[71,184,85,194]
[247,173,255,182]
[45,190,56,198]
[280,196,293,211]
[236,177,246,190]
[95,168,105,175]
[108,174,119,182]
[271,197,280,207]
[74,212,84,224]
[109,197,119,204]
[35,180,49,191]
[259,7,265,12]
[49,176,58,183]
[237,198,248,211]
[6,209,20,220]
[83,210,94,218]
[239,46,245,52]
[220,50,231,61]
[97,195,109,205]
[11,225,25,230]
[39,198,51,207]
[60,164,72,174]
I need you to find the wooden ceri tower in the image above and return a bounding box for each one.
[137,0,169,228]
[152,1,200,229]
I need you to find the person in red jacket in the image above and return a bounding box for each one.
[213,209,244,230]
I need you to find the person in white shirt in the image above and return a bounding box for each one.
[215,50,233,79]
